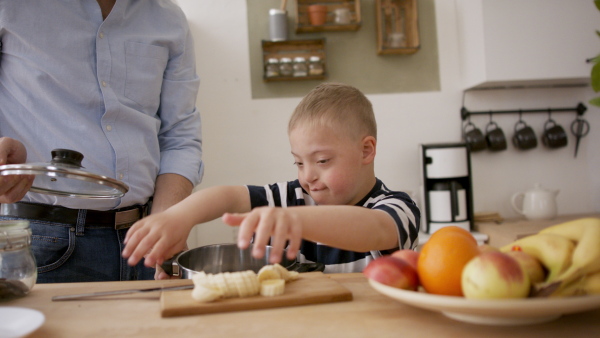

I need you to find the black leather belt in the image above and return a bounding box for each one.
[0,201,151,230]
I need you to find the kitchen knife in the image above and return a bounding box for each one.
[52,284,194,301]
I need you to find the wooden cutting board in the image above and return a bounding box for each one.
[160,272,353,317]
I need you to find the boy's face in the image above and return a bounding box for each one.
[289,123,372,206]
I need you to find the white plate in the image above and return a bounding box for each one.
[0,307,45,338]
[368,279,600,326]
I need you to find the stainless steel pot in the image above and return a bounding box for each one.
[162,243,324,279]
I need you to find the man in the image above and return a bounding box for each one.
[0,0,203,282]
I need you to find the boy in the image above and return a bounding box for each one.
[122,83,420,274]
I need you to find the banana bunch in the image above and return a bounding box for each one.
[191,264,299,302]
[500,217,600,297]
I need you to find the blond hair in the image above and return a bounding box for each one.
[288,83,377,140]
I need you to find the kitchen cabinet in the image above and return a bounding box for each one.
[455,0,598,90]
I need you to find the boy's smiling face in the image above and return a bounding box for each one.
[289,123,375,206]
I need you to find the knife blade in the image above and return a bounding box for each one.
[52,284,194,301]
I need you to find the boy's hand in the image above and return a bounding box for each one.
[222,207,302,264]
[122,211,191,269]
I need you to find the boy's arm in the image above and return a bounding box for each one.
[288,205,400,251]
[122,185,251,267]
[226,205,400,263]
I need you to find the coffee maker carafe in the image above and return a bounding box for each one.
[420,143,474,233]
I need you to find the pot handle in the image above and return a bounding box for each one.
[160,251,184,277]
[287,261,325,273]
[511,193,525,215]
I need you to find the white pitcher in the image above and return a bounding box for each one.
[511,183,559,220]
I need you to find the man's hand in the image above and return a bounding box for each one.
[122,210,192,269]
[0,137,34,203]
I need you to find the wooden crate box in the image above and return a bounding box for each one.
[262,39,327,82]
[375,0,419,54]
[295,0,362,33]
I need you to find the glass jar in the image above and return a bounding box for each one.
[279,57,293,77]
[308,56,324,76]
[292,57,308,77]
[265,58,280,78]
[0,220,37,300]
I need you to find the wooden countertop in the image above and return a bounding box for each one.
[475,213,600,248]
[3,274,600,337]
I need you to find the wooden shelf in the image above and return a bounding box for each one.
[375,0,419,55]
[262,39,327,82]
[295,0,361,33]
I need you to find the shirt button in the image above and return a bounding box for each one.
[106,125,112,131]
[99,32,104,39]
[118,173,124,180]
[101,81,107,87]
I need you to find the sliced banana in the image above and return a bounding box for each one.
[192,284,223,302]
[190,265,298,302]
[260,279,285,297]
[258,265,281,282]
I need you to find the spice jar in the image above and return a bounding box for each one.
[279,57,293,77]
[292,57,308,77]
[308,56,324,76]
[0,220,37,300]
[265,58,280,78]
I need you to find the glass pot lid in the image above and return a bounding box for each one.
[0,149,128,199]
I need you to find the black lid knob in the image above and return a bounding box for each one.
[50,149,84,167]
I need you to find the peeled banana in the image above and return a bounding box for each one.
[191,264,298,303]
[500,232,575,282]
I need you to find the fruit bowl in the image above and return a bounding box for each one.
[368,279,600,326]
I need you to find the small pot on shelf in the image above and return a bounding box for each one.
[308,4,328,26]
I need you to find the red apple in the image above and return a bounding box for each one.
[461,251,531,299]
[391,249,419,270]
[363,256,419,290]
[505,250,547,285]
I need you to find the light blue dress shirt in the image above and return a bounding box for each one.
[0,0,203,210]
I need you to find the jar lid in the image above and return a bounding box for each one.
[0,220,31,251]
[280,57,292,63]
[0,149,128,199]
[309,56,321,62]
[267,58,279,64]
[293,57,306,62]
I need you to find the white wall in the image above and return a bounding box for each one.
[176,0,600,248]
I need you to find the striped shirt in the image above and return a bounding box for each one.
[246,179,421,273]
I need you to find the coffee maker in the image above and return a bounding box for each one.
[419,143,474,234]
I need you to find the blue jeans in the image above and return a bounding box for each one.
[0,216,155,283]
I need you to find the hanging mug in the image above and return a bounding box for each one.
[542,119,568,149]
[485,121,507,151]
[512,120,537,150]
[463,121,487,152]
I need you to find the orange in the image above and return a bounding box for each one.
[417,226,480,296]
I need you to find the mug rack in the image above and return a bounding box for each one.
[460,103,587,121]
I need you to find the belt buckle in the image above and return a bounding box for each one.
[114,205,147,230]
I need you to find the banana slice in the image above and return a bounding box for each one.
[243,270,260,295]
[192,284,223,302]
[221,272,237,298]
[273,263,299,281]
[232,272,251,297]
[258,265,281,282]
[260,279,285,297]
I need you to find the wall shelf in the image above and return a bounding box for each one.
[261,39,327,82]
[375,0,419,55]
[295,0,362,33]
